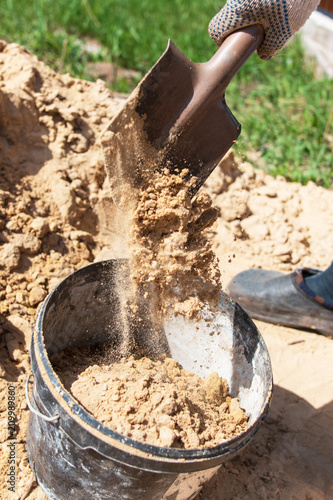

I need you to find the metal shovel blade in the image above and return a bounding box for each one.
[102,25,263,200]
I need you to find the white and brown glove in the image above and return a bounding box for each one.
[209,0,320,60]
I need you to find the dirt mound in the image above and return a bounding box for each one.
[0,40,332,499]
[204,151,333,276]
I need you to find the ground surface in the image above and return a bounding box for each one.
[0,40,332,499]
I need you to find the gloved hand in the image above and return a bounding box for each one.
[209,0,320,60]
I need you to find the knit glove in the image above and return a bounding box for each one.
[209,0,320,60]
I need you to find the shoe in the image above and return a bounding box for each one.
[226,268,333,337]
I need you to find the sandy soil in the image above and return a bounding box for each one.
[0,40,332,499]
[53,349,247,449]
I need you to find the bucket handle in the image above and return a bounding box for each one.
[25,375,60,423]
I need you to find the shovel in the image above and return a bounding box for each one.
[101,25,264,203]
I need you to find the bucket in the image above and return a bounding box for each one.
[26,259,272,500]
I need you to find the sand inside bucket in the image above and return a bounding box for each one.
[52,345,248,449]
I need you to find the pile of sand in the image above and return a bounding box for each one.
[0,40,332,499]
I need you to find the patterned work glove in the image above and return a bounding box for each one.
[209,0,320,60]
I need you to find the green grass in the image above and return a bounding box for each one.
[228,39,333,186]
[1,0,332,186]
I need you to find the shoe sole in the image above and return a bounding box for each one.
[243,308,332,338]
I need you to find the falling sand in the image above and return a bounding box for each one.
[101,95,223,327]
[130,168,221,321]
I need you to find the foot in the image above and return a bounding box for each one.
[304,262,333,302]
[226,268,333,337]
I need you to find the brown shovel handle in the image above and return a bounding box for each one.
[171,24,264,135]
[197,24,265,92]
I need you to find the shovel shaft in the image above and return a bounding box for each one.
[200,24,264,91]
[171,24,264,135]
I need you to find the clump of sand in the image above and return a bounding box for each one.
[130,168,221,320]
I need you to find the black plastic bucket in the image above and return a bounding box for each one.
[27,259,272,500]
